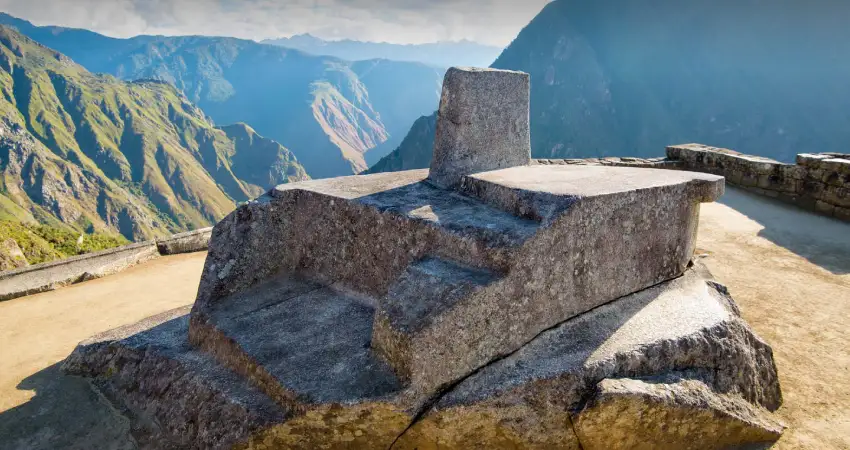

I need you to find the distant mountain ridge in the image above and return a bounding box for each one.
[370,0,850,173]
[262,34,502,68]
[0,13,443,178]
[0,25,307,241]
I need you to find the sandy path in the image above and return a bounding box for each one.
[0,252,206,449]
[698,187,850,449]
[0,186,849,448]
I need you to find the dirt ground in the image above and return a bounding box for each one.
[0,252,206,449]
[0,186,849,449]
[697,187,850,449]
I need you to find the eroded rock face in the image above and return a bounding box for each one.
[62,307,289,450]
[393,268,782,448]
[573,376,784,450]
[65,265,783,449]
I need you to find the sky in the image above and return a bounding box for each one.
[0,0,551,47]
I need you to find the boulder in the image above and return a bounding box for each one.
[0,238,28,271]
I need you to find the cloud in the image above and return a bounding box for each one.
[0,0,551,46]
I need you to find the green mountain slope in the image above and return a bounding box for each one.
[0,14,444,178]
[0,26,307,241]
[370,0,850,172]
[0,218,128,270]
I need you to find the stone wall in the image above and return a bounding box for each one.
[665,144,850,222]
[0,227,213,301]
[156,227,213,255]
[533,156,683,170]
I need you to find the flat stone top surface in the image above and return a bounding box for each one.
[273,169,539,246]
[209,276,403,404]
[452,67,528,75]
[273,170,429,200]
[467,165,724,199]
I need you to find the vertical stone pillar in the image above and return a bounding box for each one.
[428,67,532,189]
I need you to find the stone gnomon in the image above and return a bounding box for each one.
[63,68,783,449]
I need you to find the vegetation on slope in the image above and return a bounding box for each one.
[0,219,127,270]
[0,13,444,178]
[369,0,850,172]
[0,25,308,241]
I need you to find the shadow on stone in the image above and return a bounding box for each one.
[0,362,135,450]
[717,186,850,275]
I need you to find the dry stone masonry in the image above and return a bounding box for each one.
[63,68,784,449]
[668,144,850,222]
[0,227,213,302]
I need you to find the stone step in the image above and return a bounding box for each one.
[194,169,538,314]
[189,275,421,447]
[62,306,289,449]
[194,276,403,408]
[372,257,500,383]
[357,165,726,396]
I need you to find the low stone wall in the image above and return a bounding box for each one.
[0,242,159,301]
[0,227,213,301]
[666,144,850,222]
[534,156,684,170]
[156,227,213,255]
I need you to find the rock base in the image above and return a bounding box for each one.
[64,265,783,449]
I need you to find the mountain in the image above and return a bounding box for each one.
[261,34,501,68]
[0,13,444,178]
[370,0,850,173]
[0,25,307,241]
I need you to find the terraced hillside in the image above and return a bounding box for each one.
[0,26,307,241]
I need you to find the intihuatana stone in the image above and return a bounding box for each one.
[429,67,531,189]
[63,67,782,449]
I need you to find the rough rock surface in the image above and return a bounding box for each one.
[429,67,531,188]
[573,376,784,450]
[64,66,782,449]
[393,267,782,448]
[191,162,723,404]
[0,237,28,270]
[62,307,289,450]
[156,227,213,255]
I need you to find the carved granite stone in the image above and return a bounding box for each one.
[428,67,531,188]
[63,67,782,449]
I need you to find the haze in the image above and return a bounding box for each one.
[0,0,551,46]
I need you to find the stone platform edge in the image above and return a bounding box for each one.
[0,227,213,301]
[533,144,850,222]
